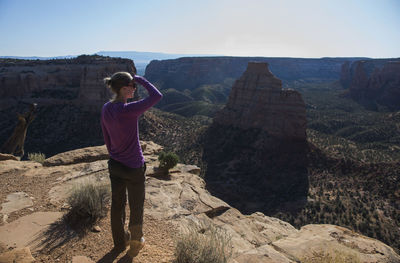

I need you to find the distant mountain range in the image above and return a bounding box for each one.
[0,55,77,60]
[96,51,218,64]
[96,51,220,74]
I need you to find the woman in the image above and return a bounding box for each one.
[101,72,162,257]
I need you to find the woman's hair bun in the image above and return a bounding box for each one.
[104,77,112,86]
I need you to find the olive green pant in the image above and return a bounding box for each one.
[108,158,146,247]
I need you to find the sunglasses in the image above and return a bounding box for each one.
[127,81,137,89]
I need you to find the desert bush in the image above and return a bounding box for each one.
[158,151,179,174]
[28,152,46,164]
[174,220,232,263]
[64,181,110,232]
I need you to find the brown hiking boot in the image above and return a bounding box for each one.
[126,237,145,258]
[112,230,131,254]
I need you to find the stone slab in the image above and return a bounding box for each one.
[0,212,63,252]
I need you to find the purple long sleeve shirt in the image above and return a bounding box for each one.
[101,75,163,168]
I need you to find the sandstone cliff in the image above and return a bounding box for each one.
[0,142,399,262]
[0,55,136,108]
[340,58,400,110]
[203,62,309,215]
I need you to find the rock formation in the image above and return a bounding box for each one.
[215,62,306,140]
[203,62,309,215]
[0,141,399,262]
[340,58,400,110]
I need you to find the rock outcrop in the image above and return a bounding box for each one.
[215,62,306,140]
[203,62,308,214]
[340,59,400,110]
[0,141,399,262]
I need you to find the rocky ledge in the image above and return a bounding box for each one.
[0,141,399,262]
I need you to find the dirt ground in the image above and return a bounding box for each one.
[33,203,178,263]
[0,164,178,263]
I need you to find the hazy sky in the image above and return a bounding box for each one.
[0,0,399,58]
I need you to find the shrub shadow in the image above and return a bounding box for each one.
[32,217,78,253]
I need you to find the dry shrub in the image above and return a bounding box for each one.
[28,152,46,164]
[64,181,110,232]
[174,220,232,263]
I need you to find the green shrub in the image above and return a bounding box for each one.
[158,151,179,174]
[64,181,110,232]
[28,152,46,164]
[174,220,232,263]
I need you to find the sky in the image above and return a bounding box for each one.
[0,0,399,58]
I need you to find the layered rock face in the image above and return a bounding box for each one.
[340,59,400,110]
[0,55,135,107]
[203,62,308,214]
[215,62,306,140]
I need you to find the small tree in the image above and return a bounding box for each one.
[158,151,179,175]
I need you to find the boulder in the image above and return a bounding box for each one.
[43,141,162,167]
[0,153,19,161]
[43,145,109,166]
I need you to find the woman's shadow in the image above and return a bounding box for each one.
[97,248,134,263]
